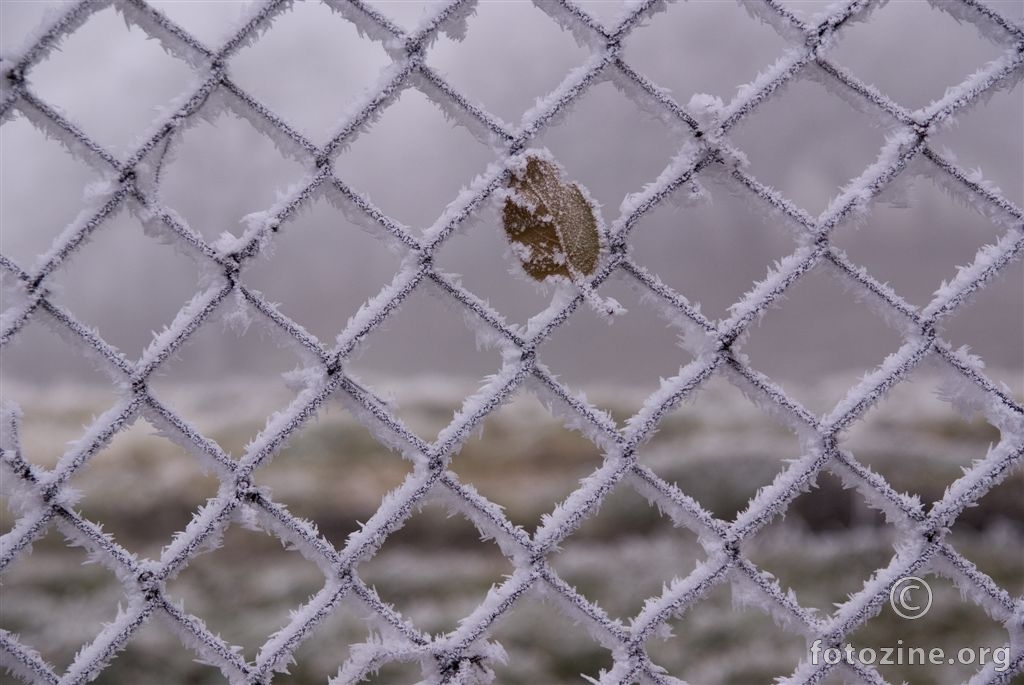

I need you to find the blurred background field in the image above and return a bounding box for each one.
[2,372,1021,685]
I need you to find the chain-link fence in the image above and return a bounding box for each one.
[1,0,1022,683]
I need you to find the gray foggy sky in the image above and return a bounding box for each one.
[1,0,1021,402]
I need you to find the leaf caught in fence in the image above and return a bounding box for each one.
[502,154,603,282]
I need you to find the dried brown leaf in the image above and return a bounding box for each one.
[502,155,602,282]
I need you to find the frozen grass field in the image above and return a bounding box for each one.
[2,373,1021,685]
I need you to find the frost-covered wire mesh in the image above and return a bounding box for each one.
[1,0,1023,684]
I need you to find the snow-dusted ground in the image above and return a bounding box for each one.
[1,374,1020,684]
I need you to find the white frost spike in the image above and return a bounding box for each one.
[579,282,627,320]
[687,92,724,135]
[0,401,23,455]
[222,287,253,335]
[617,140,709,225]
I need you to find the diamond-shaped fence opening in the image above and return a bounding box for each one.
[548,483,709,620]
[1,528,127,672]
[625,179,799,320]
[158,108,309,242]
[930,83,1024,207]
[827,0,1008,110]
[0,115,98,266]
[637,376,807,521]
[644,580,812,684]
[0,1,1022,684]
[727,75,887,215]
[46,208,204,356]
[426,0,591,126]
[739,266,909,415]
[830,175,1006,308]
[240,197,405,344]
[333,86,498,231]
[25,4,197,155]
[622,0,792,104]
[447,390,607,531]
[941,257,1024,368]
[64,416,222,558]
[230,0,393,143]
[536,277,693,421]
